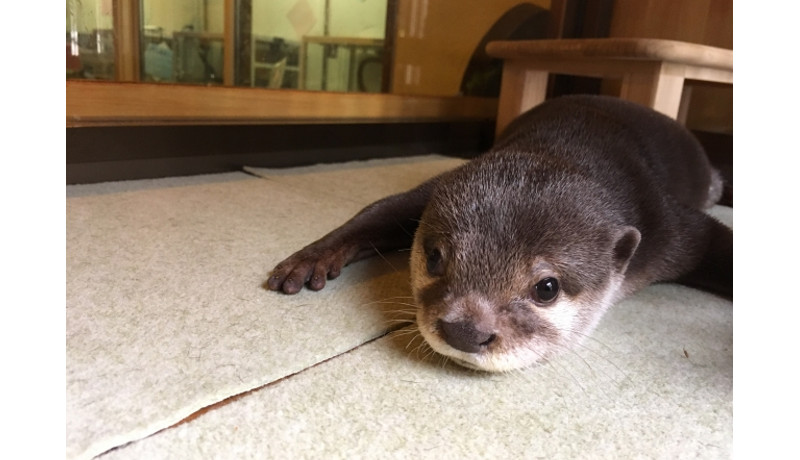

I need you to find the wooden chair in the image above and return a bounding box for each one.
[485,38,733,134]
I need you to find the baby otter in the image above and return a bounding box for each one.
[266,95,732,372]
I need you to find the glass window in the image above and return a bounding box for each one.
[239,0,388,91]
[66,0,116,80]
[66,0,552,96]
[141,0,226,84]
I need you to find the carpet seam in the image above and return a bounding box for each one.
[94,322,414,458]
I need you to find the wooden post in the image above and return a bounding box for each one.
[223,0,236,86]
[495,61,548,135]
[113,0,141,82]
[619,62,685,119]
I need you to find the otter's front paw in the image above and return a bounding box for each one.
[266,243,357,294]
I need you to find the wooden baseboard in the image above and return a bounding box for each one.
[66,121,494,184]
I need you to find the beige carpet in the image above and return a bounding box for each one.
[66,156,732,459]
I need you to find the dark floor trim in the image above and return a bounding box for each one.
[67,121,494,184]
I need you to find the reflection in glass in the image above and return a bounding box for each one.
[66,0,552,98]
[141,0,225,84]
[241,0,388,91]
[301,37,384,92]
[66,0,116,80]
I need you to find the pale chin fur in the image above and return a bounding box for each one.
[414,275,626,373]
[416,317,560,372]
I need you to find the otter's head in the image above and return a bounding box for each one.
[409,155,641,372]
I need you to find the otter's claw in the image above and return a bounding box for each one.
[267,244,356,294]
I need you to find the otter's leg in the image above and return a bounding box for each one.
[267,178,437,294]
[675,214,733,299]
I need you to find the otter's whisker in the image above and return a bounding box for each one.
[559,328,631,384]
[541,353,589,396]
[383,316,415,322]
[369,243,399,273]
[391,328,420,338]
[554,342,600,381]
[361,298,416,307]
[410,337,430,356]
[403,331,428,354]
[421,345,439,364]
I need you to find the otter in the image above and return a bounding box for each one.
[266,95,732,373]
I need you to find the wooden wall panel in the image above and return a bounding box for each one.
[391,0,551,96]
[609,0,731,49]
[608,0,732,133]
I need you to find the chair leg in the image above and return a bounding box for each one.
[620,62,686,120]
[495,63,549,135]
[676,85,693,125]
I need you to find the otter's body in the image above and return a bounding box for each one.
[267,95,732,372]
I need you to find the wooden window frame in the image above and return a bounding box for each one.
[66,80,498,127]
[70,0,497,127]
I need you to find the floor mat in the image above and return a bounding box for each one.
[100,284,732,459]
[67,156,731,459]
[66,157,463,459]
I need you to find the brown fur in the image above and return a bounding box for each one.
[267,95,732,371]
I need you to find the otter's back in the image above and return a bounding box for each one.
[495,95,719,210]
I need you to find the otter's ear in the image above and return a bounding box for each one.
[612,226,641,275]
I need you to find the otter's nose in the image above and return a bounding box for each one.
[438,320,496,353]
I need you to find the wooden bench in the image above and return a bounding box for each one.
[485,38,733,134]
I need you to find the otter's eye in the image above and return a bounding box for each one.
[426,248,444,277]
[532,277,559,304]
